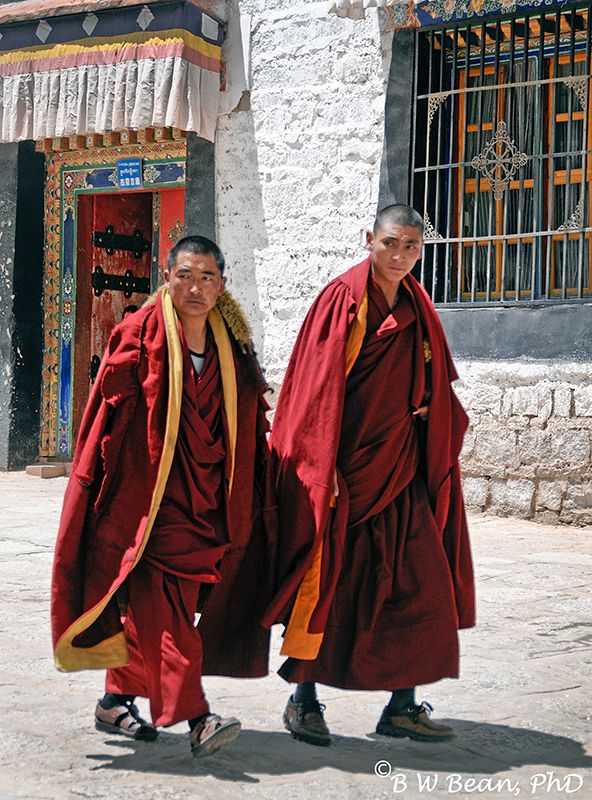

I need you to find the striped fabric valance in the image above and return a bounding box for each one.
[0,1,224,143]
[328,0,572,27]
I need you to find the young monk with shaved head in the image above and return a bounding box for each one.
[263,204,475,746]
[52,236,274,758]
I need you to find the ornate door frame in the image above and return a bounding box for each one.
[40,137,186,459]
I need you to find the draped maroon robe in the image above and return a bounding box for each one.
[106,331,231,725]
[52,292,276,717]
[151,329,229,580]
[264,258,475,690]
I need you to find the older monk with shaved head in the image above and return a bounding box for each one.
[52,236,274,759]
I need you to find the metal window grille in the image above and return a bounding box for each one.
[411,2,592,305]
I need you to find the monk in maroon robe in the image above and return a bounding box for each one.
[51,236,275,758]
[262,205,475,746]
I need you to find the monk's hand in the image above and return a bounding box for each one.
[332,469,340,498]
[413,405,429,421]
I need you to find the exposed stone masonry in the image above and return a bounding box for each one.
[457,360,592,526]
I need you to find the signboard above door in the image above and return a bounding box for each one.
[117,158,143,189]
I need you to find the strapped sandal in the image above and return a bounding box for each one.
[190,713,241,758]
[94,699,158,741]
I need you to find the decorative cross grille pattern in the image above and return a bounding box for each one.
[471,121,529,202]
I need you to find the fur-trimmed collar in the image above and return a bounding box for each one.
[143,286,252,347]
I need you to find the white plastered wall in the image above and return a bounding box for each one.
[216,0,392,390]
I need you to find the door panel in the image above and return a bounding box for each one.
[72,192,152,447]
[90,193,152,363]
[159,187,186,274]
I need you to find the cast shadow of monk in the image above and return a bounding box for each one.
[86,719,592,783]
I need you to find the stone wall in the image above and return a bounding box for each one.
[456,360,592,526]
[0,144,18,470]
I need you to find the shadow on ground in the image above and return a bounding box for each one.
[87,720,592,782]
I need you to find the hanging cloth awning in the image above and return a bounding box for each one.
[0,0,224,143]
[327,0,572,27]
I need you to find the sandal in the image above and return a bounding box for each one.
[190,713,241,758]
[94,699,158,741]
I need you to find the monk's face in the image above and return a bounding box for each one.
[367,223,423,284]
[165,250,225,320]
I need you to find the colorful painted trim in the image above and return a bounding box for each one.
[0,3,222,88]
[0,29,221,78]
[40,138,186,459]
[385,0,577,29]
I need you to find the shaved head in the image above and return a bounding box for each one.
[168,235,225,275]
[374,204,424,234]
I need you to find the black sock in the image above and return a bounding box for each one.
[188,712,210,731]
[293,682,318,704]
[99,692,135,710]
[386,687,416,713]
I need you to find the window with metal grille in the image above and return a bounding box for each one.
[411,3,592,304]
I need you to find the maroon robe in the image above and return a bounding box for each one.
[264,258,475,690]
[52,291,276,702]
[150,329,229,580]
[106,330,231,725]
[280,278,462,688]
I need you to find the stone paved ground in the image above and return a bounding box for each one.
[1,472,591,800]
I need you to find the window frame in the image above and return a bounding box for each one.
[411,3,592,306]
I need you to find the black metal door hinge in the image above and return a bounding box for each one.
[93,225,150,258]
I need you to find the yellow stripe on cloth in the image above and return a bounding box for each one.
[280,540,324,659]
[280,289,369,661]
[345,288,368,379]
[54,288,183,671]
[208,306,238,496]
[0,29,221,67]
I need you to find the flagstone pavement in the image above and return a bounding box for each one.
[0,471,591,800]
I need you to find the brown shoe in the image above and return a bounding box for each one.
[94,700,158,741]
[283,695,331,747]
[190,713,241,758]
[376,702,455,742]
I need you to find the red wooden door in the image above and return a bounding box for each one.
[90,193,152,363]
[73,192,152,446]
